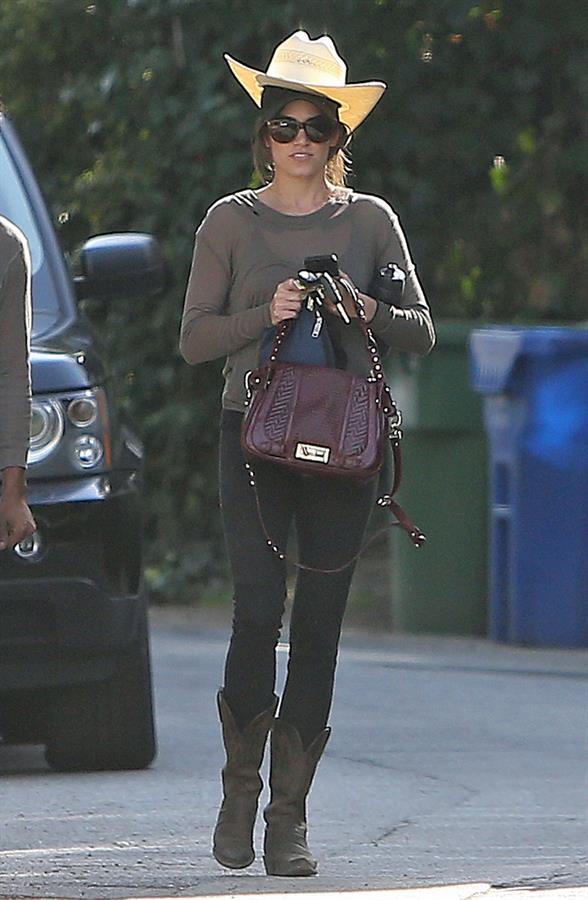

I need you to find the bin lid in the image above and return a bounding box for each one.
[469,326,588,394]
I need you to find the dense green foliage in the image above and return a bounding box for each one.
[1,1,586,599]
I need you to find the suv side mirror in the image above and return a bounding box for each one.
[75,233,167,301]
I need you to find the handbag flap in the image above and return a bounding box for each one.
[243,362,385,477]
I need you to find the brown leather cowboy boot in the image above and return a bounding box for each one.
[263,718,331,876]
[213,690,278,869]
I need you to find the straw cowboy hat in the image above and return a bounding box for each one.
[224,31,386,132]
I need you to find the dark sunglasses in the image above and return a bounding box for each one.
[265,115,338,144]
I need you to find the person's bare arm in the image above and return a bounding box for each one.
[0,467,36,550]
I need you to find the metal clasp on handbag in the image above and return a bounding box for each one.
[387,408,403,441]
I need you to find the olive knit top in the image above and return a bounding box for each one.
[179,189,435,411]
[0,215,31,473]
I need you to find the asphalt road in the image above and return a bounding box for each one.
[1,607,587,899]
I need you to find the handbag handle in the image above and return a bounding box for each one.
[245,459,424,575]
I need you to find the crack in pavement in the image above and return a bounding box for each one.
[372,819,414,844]
[333,752,478,790]
[491,856,588,890]
[334,754,482,852]
[334,752,479,806]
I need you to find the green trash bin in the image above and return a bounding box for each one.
[386,320,488,634]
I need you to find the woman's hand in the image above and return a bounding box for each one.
[270,279,303,326]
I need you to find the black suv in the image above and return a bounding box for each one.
[0,113,165,771]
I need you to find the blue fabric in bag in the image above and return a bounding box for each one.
[259,305,336,367]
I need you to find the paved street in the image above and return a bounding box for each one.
[0,606,587,899]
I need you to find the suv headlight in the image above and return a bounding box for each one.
[28,388,111,473]
[29,398,65,463]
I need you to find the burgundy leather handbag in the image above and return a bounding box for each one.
[242,360,387,480]
[241,282,425,571]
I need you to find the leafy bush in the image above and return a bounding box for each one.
[1,0,586,599]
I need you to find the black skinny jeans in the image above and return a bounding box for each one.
[219,409,377,747]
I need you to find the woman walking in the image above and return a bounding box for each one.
[180,31,435,876]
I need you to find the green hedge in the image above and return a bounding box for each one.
[1,0,586,600]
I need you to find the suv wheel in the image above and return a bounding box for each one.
[45,614,156,772]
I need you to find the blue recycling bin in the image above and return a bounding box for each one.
[469,326,588,648]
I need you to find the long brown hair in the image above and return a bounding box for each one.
[252,89,352,187]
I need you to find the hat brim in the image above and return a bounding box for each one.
[224,54,386,132]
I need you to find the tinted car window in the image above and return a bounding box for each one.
[0,129,64,336]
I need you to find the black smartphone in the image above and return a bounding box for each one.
[303,254,340,277]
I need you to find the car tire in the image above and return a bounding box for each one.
[44,615,156,772]
[0,690,47,744]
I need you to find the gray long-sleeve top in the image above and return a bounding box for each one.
[180,189,435,411]
[0,215,32,471]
